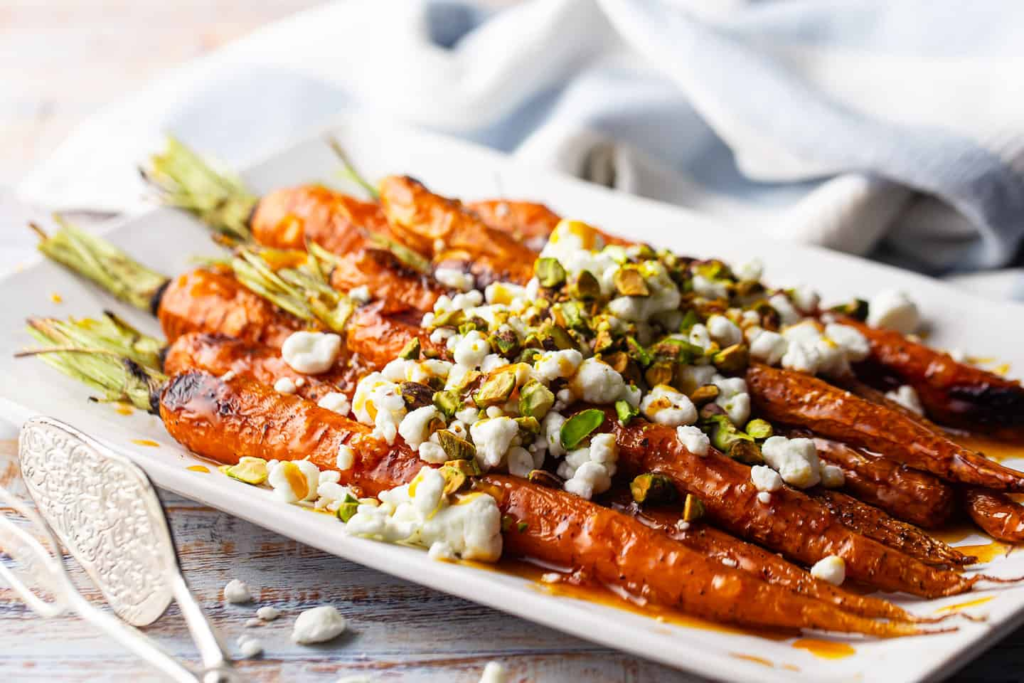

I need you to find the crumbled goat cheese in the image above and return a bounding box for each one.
[570,358,635,405]
[707,315,742,348]
[735,259,763,282]
[761,436,821,489]
[749,329,787,366]
[692,274,729,300]
[256,606,281,622]
[292,605,347,644]
[478,661,509,683]
[750,465,783,493]
[349,285,371,304]
[756,491,773,505]
[336,444,355,471]
[237,635,263,658]
[564,461,613,500]
[821,464,846,489]
[345,468,503,561]
[676,425,710,456]
[320,470,341,485]
[274,377,297,394]
[398,406,441,450]
[223,579,251,604]
[470,417,520,470]
[542,412,567,458]
[712,375,750,426]
[532,349,583,382]
[317,392,351,416]
[640,385,697,427]
[268,460,320,503]
[791,285,820,313]
[769,293,802,326]
[352,373,407,444]
[886,385,925,416]
[810,555,846,586]
[434,267,475,292]
[868,289,920,334]
[282,331,342,374]
[454,330,491,369]
[506,446,534,478]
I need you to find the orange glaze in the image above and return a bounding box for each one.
[791,638,855,660]
[730,654,773,668]
[49,293,62,303]
[935,596,994,614]
[131,439,159,448]
[187,465,210,473]
[953,434,1024,464]
[956,541,1010,564]
[114,403,134,416]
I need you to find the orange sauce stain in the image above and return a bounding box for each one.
[131,439,159,448]
[49,293,62,304]
[465,559,790,641]
[791,638,855,660]
[936,595,994,614]
[187,465,210,473]
[953,435,1024,464]
[114,403,134,416]
[730,653,773,667]
[993,363,1012,377]
[781,664,801,672]
[958,541,1010,563]
[928,524,978,546]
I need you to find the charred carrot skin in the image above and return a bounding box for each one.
[160,372,931,637]
[963,489,1024,543]
[605,410,979,597]
[805,433,955,529]
[808,488,970,567]
[838,317,1024,440]
[158,267,304,348]
[613,497,920,621]
[379,176,538,287]
[747,363,1024,492]
[163,332,366,402]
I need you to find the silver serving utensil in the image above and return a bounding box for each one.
[0,484,198,682]
[17,416,237,683]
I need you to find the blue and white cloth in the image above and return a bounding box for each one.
[16,0,1024,299]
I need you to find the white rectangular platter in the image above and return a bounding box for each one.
[3,113,1024,683]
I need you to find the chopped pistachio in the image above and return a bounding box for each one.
[535,257,567,288]
[694,260,734,283]
[527,469,562,488]
[439,459,480,495]
[650,337,703,365]
[501,515,514,532]
[224,457,268,485]
[560,409,606,450]
[645,361,674,388]
[712,343,749,373]
[336,493,360,523]
[554,301,586,331]
[437,429,477,461]
[613,267,650,297]
[490,325,520,358]
[400,381,434,410]
[703,413,762,464]
[830,298,869,321]
[398,338,421,360]
[517,521,529,533]
[682,494,706,522]
[519,380,555,420]
[625,336,651,367]
[604,351,630,374]
[431,308,466,329]
[593,328,615,354]
[734,280,765,298]
[630,473,677,505]
[522,333,542,350]
[728,440,763,465]
[571,271,601,301]
[517,347,541,365]
[615,399,639,426]
[678,309,701,332]
[689,384,720,407]
[751,301,781,331]
[514,416,541,436]
[433,389,461,419]
[745,419,773,440]
[632,244,656,261]
[540,323,579,351]
[474,369,517,408]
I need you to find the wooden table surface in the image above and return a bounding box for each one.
[1,2,1023,681]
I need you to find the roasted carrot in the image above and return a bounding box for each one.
[466,200,560,249]
[160,371,932,636]
[808,488,971,567]
[963,489,1024,543]
[379,176,538,287]
[837,317,1024,441]
[747,363,1024,492]
[606,409,995,597]
[803,433,955,529]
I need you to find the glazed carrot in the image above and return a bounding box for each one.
[808,488,970,567]
[162,332,367,402]
[160,371,931,636]
[466,200,560,249]
[837,317,1024,441]
[606,410,992,597]
[804,433,955,529]
[379,175,538,286]
[611,496,926,622]
[157,267,304,348]
[747,363,1024,492]
[963,489,1024,543]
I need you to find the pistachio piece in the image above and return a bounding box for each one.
[745,419,773,440]
[625,336,651,367]
[751,301,781,331]
[514,416,541,436]
[474,369,517,408]
[431,308,466,329]
[433,389,461,419]
[439,459,480,495]
[398,338,421,360]
[829,298,869,322]
[436,429,477,462]
[541,323,579,351]
[613,267,650,297]
[682,493,706,522]
[490,325,520,358]
[593,328,615,354]
[400,381,434,410]
[604,351,630,374]
[336,493,360,523]
[644,361,674,388]
[519,380,555,420]
[630,473,678,505]
[728,440,764,465]
[560,409,606,450]
[527,469,563,489]
[689,384,720,407]
[712,343,749,373]
[535,257,567,288]
[571,270,601,301]
[224,457,269,486]
[678,309,700,332]
[517,347,541,365]
[554,301,585,331]
[703,412,761,464]
[615,399,639,426]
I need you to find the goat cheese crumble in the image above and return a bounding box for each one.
[810,555,846,586]
[281,331,342,374]
[292,606,347,644]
